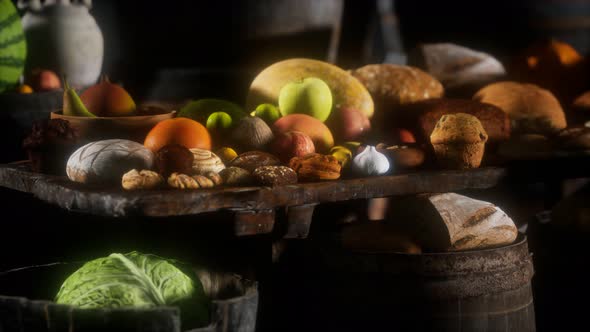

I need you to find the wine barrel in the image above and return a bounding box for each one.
[0,91,62,163]
[0,263,258,332]
[304,233,535,331]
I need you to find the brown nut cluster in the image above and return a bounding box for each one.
[289,153,341,181]
[167,172,224,190]
[122,169,164,190]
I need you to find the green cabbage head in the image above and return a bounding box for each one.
[55,251,209,327]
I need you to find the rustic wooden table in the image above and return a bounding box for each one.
[0,161,508,238]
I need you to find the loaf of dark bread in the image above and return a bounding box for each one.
[411,98,510,144]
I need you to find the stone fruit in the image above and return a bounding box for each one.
[179,99,246,125]
[144,118,211,152]
[63,79,96,117]
[251,103,281,125]
[278,77,333,122]
[246,58,374,119]
[27,69,61,92]
[272,114,334,152]
[67,139,154,184]
[327,107,371,141]
[80,77,136,117]
[230,116,274,151]
[0,0,26,93]
[270,131,315,163]
[206,111,233,131]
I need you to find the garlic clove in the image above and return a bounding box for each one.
[352,145,390,176]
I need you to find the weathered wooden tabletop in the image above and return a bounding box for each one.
[0,161,510,237]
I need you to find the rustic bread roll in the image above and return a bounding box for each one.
[430,113,488,169]
[386,193,518,252]
[497,134,555,160]
[219,167,254,186]
[556,127,590,150]
[230,151,281,173]
[350,64,443,126]
[410,43,506,95]
[474,81,567,135]
[122,169,163,190]
[413,98,510,144]
[571,91,590,126]
[377,144,425,170]
[252,166,298,186]
[66,139,155,184]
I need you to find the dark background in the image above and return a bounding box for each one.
[52,0,590,101]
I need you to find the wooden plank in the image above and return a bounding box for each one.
[0,162,508,218]
[233,209,275,236]
[284,204,318,239]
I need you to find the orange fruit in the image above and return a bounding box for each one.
[144,118,211,152]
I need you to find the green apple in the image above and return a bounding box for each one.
[206,111,233,130]
[178,98,245,125]
[278,77,333,122]
[250,103,281,125]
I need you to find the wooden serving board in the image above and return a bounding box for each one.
[0,161,506,237]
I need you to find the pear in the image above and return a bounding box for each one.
[80,76,136,117]
[63,79,96,117]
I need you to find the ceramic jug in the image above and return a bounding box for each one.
[19,0,103,87]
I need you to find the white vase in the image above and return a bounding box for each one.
[20,0,103,88]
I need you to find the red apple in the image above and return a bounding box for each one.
[27,69,61,92]
[270,131,315,163]
[329,107,371,141]
[390,128,416,144]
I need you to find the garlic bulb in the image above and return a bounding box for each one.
[352,146,390,176]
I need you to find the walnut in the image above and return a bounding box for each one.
[168,172,200,189]
[122,169,163,190]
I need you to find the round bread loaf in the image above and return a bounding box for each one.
[66,139,155,184]
[414,98,510,144]
[474,81,567,135]
[350,64,443,123]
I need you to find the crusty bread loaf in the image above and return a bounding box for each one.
[414,98,510,144]
[409,43,506,97]
[474,81,567,135]
[66,139,155,184]
[386,193,518,252]
[350,64,443,116]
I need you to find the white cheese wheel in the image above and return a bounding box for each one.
[66,139,154,184]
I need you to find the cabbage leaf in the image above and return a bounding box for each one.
[55,251,209,327]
